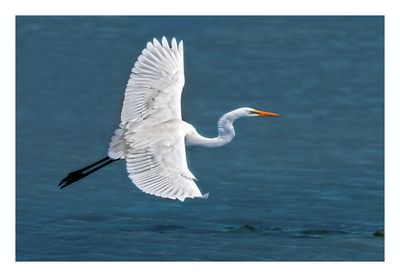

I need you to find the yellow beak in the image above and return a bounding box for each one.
[253,109,280,117]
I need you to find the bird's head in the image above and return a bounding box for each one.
[219,107,280,125]
[244,107,280,117]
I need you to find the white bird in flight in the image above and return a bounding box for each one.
[59,36,280,201]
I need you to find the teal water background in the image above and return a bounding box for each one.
[16,16,384,261]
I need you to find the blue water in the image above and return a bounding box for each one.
[16,16,384,261]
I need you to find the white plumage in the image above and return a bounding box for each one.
[125,121,203,201]
[121,37,184,125]
[59,36,280,201]
[108,37,205,201]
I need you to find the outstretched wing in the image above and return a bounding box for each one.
[108,37,185,160]
[121,36,185,125]
[110,37,206,201]
[125,128,207,201]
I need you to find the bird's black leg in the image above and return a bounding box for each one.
[58,156,117,189]
[58,156,109,185]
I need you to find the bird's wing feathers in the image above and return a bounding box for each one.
[111,37,206,201]
[121,37,185,125]
[125,128,205,201]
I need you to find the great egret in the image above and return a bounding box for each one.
[59,37,280,201]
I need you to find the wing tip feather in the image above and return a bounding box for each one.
[161,36,169,48]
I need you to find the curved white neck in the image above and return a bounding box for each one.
[186,109,244,148]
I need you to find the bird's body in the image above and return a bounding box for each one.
[59,36,279,201]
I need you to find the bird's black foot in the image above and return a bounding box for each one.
[58,169,90,189]
[58,156,116,189]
